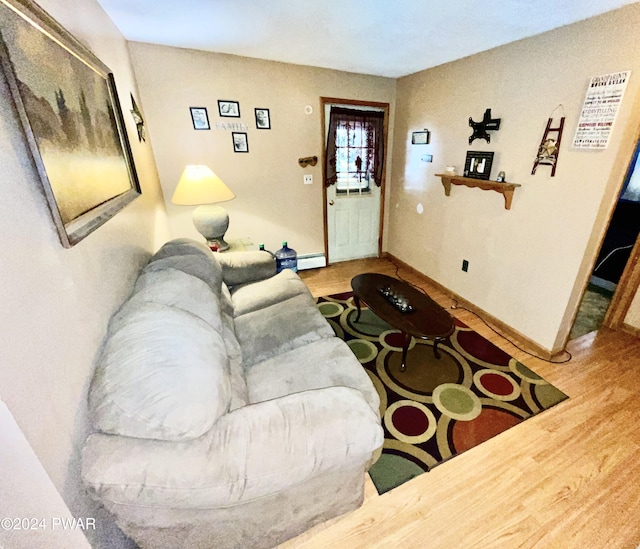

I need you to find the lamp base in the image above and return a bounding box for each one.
[206,238,230,252]
[192,204,231,251]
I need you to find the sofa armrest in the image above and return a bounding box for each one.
[82,387,383,509]
[214,251,276,287]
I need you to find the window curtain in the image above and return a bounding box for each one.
[325,107,385,187]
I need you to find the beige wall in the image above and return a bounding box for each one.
[388,4,640,352]
[128,42,396,256]
[0,0,167,546]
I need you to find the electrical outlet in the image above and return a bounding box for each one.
[462,259,469,272]
[303,174,313,185]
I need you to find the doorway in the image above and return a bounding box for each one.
[321,98,389,264]
[570,136,640,339]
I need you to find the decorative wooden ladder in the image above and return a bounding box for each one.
[531,117,565,176]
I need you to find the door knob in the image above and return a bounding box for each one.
[329,200,334,206]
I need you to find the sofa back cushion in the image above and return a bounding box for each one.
[128,268,223,332]
[90,302,231,441]
[145,239,223,296]
[150,237,212,261]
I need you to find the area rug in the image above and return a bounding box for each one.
[316,292,568,495]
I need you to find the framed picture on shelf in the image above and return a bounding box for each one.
[255,108,271,129]
[218,100,240,118]
[232,132,248,153]
[0,0,141,248]
[190,107,210,130]
[464,151,494,180]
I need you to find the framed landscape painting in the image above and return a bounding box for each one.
[0,0,141,247]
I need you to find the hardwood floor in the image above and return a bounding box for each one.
[279,258,640,549]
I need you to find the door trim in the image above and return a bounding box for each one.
[560,118,640,349]
[320,97,389,265]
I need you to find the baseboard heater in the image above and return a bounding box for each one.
[297,253,326,271]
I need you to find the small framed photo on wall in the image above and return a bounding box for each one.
[218,100,240,117]
[232,132,249,153]
[255,108,271,129]
[189,107,210,130]
[411,130,430,144]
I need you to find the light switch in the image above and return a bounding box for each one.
[304,174,313,184]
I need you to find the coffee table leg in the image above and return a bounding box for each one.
[353,295,362,322]
[433,338,443,359]
[400,332,412,372]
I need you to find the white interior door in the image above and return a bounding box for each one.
[327,182,380,263]
[325,103,383,263]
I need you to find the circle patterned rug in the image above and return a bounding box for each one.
[317,292,568,495]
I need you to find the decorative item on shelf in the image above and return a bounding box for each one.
[468,108,501,144]
[298,156,318,168]
[464,151,494,180]
[445,165,456,174]
[496,171,506,182]
[532,111,565,176]
[378,286,414,313]
[171,165,236,251]
[130,94,145,142]
[411,129,430,145]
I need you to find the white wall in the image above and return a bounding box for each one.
[128,42,396,256]
[0,0,168,546]
[388,4,640,352]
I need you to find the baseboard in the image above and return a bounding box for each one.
[622,322,640,338]
[297,253,327,271]
[384,252,561,361]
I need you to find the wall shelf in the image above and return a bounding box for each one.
[436,174,521,210]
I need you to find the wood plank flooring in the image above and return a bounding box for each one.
[278,257,640,549]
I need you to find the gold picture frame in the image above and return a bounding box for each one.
[0,0,141,247]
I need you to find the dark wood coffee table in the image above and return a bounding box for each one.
[351,273,455,372]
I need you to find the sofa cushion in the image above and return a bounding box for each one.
[234,293,335,368]
[230,269,312,316]
[245,338,380,414]
[220,313,248,410]
[82,387,382,508]
[90,303,231,441]
[127,268,223,332]
[151,238,213,261]
[214,251,276,287]
[144,252,222,296]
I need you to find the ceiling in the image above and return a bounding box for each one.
[97,0,640,78]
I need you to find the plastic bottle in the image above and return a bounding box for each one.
[259,243,276,259]
[275,241,298,273]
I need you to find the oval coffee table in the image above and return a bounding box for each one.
[351,273,455,372]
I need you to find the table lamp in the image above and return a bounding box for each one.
[172,165,235,251]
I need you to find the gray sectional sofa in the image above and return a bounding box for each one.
[81,238,383,549]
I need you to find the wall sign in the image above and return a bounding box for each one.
[572,71,631,149]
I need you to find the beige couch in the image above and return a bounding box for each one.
[81,238,383,549]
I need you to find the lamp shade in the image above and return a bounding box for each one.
[171,165,235,205]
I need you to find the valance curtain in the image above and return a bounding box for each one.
[325,107,385,188]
